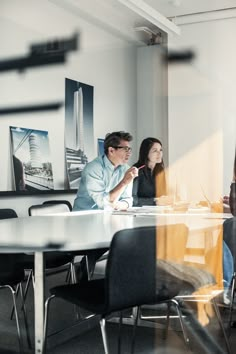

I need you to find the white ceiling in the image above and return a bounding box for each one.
[1,0,236,56]
[146,0,236,17]
[48,0,236,44]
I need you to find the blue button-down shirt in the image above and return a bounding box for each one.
[73,155,133,211]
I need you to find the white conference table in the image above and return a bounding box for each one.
[0,209,231,354]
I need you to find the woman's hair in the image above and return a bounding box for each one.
[135,137,167,196]
[136,137,164,169]
[104,131,133,155]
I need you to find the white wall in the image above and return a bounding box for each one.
[137,44,169,165]
[168,16,236,202]
[0,1,137,216]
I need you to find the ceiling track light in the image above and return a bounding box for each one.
[118,0,180,36]
[134,26,162,45]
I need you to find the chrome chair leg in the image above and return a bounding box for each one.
[71,261,77,284]
[10,283,20,320]
[1,284,24,353]
[212,297,232,354]
[19,283,32,349]
[10,269,33,320]
[43,294,55,354]
[23,269,33,303]
[131,306,140,354]
[70,262,82,320]
[9,285,23,354]
[65,264,71,283]
[118,311,123,354]
[139,299,189,347]
[163,302,171,340]
[228,273,235,334]
[85,255,92,280]
[100,317,109,354]
[170,299,190,347]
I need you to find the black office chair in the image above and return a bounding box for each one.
[28,203,76,280]
[0,208,18,220]
[30,203,104,284]
[29,203,71,216]
[0,209,31,352]
[0,254,30,353]
[15,203,77,318]
[43,199,72,211]
[44,226,188,353]
[223,217,236,330]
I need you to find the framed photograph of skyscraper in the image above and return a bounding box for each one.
[97,138,104,156]
[65,78,94,190]
[10,126,54,192]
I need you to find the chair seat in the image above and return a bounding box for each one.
[50,279,106,313]
[50,265,197,314]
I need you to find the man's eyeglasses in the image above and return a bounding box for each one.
[113,146,132,153]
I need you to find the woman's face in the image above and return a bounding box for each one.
[148,142,163,164]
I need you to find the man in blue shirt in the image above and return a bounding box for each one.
[72,131,138,281]
[73,131,138,211]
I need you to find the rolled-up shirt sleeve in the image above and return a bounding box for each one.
[85,163,109,209]
[119,180,133,208]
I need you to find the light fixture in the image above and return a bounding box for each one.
[117,0,180,36]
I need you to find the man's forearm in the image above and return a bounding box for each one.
[109,180,127,203]
[108,166,138,206]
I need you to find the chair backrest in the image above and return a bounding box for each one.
[28,203,70,216]
[0,208,18,219]
[105,226,156,312]
[43,200,72,211]
[0,209,25,279]
[223,217,236,270]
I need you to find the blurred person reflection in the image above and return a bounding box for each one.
[223,148,236,216]
[229,149,236,216]
[222,148,236,304]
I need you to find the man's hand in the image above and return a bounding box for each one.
[122,167,139,185]
[113,200,129,211]
[109,167,138,205]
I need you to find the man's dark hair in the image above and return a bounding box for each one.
[104,131,133,155]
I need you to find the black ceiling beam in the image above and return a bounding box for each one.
[167,50,195,63]
[0,102,63,115]
[0,53,66,72]
[0,33,79,72]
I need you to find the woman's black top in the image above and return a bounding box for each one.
[132,167,155,206]
[229,182,236,216]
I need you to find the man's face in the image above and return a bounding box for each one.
[108,139,132,166]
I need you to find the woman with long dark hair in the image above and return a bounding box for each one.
[132,137,167,206]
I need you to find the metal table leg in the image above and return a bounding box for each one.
[34,251,45,354]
